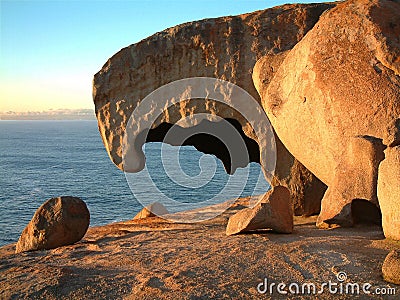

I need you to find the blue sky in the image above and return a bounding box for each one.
[1,0,329,112]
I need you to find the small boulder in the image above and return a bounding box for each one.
[382,249,400,285]
[226,186,293,235]
[133,202,169,220]
[15,196,90,253]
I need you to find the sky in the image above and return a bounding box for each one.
[1,0,330,112]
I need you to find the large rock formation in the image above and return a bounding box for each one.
[16,196,90,253]
[93,3,334,216]
[253,0,400,229]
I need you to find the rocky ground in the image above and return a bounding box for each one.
[0,198,399,299]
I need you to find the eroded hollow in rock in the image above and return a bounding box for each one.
[351,199,382,225]
[139,118,261,175]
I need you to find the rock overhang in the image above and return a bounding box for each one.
[92,2,335,216]
[92,2,334,173]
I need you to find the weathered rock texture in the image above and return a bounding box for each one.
[15,196,90,253]
[253,0,400,229]
[382,249,400,285]
[378,146,400,240]
[93,3,334,216]
[133,202,169,220]
[0,202,392,299]
[226,186,293,235]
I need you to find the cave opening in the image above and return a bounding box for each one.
[127,117,270,213]
[351,199,382,226]
[144,118,261,175]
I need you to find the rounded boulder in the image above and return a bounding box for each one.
[15,196,90,253]
[382,249,400,285]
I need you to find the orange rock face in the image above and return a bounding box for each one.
[15,196,90,253]
[378,146,400,240]
[226,186,293,235]
[253,0,400,230]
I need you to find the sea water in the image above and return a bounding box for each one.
[0,120,269,246]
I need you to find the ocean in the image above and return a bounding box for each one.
[0,120,269,246]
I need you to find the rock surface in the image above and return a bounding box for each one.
[15,196,90,253]
[382,249,400,285]
[253,0,400,229]
[0,198,396,299]
[93,3,335,216]
[133,202,169,220]
[226,186,293,235]
[378,146,400,240]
